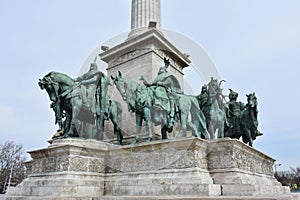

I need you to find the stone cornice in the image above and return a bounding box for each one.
[100,29,191,69]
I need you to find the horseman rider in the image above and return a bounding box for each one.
[197,85,211,129]
[74,58,109,117]
[226,89,263,139]
[141,58,182,128]
[225,89,245,135]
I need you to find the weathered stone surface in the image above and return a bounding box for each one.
[1,137,297,199]
[207,139,290,196]
[208,139,274,175]
[104,138,219,196]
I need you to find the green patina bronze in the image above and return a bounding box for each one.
[38,60,123,145]
[197,78,227,139]
[111,58,210,144]
[224,89,263,146]
[39,57,263,147]
[224,89,245,136]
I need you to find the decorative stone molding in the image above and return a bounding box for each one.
[154,48,181,70]
[2,138,293,199]
[110,48,152,67]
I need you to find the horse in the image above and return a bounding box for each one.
[224,93,261,147]
[111,71,210,143]
[206,78,226,139]
[107,98,123,144]
[38,71,123,145]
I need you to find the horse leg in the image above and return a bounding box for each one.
[69,107,80,137]
[144,108,153,141]
[208,121,215,139]
[67,97,83,137]
[189,108,197,137]
[96,115,104,140]
[218,127,224,138]
[187,119,200,138]
[247,129,253,147]
[162,112,171,139]
[117,129,123,145]
[63,110,72,136]
[114,120,123,145]
[242,129,253,147]
[114,120,122,145]
[242,135,248,144]
[177,112,187,138]
[110,112,122,145]
[161,126,168,140]
[133,112,142,144]
[195,109,210,140]
[218,119,225,138]
[117,108,123,145]
[113,101,123,145]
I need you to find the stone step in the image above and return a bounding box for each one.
[105,175,214,185]
[1,194,300,200]
[105,183,221,196]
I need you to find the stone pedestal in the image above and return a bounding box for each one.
[5,139,108,198]
[1,137,297,200]
[104,138,220,196]
[207,139,290,196]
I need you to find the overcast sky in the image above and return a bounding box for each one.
[0,0,299,171]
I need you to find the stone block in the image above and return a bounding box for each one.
[1,137,296,199]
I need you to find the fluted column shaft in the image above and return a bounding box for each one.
[129,0,161,38]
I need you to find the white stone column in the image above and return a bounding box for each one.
[128,0,161,38]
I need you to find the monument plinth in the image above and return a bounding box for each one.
[2,138,295,199]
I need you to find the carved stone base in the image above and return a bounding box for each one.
[1,137,297,199]
[207,139,291,196]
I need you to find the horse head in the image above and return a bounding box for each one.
[208,78,225,98]
[111,71,129,101]
[38,78,46,90]
[245,92,258,125]
[246,93,258,108]
[38,75,59,102]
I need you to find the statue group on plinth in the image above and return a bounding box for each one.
[38,58,123,144]
[39,57,262,146]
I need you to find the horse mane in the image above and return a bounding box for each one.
[123,76,140,93]
[48,71,74,80]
